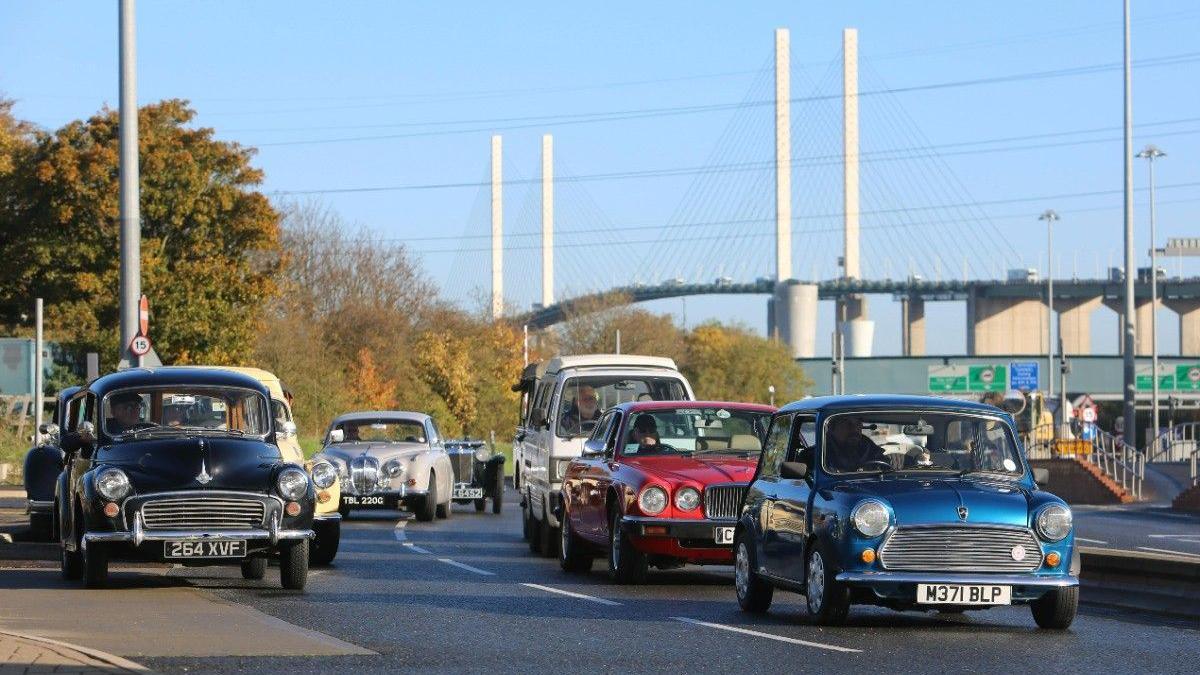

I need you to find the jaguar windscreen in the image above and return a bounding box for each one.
[821,411,1023,476]
[102,387,270,438]
[332,419,427,444]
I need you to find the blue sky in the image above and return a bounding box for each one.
[2,1,1197,356]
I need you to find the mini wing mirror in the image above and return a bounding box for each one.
[780,461,809,480]
[279,420,298,439]
[530,409,548,429]
[329,429,344,444]
[38,423,60,444]
[582,439,605,458]
[1032,467,1050,487]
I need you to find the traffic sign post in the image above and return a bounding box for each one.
[130,334,151,358]
[1009,361,1039,391]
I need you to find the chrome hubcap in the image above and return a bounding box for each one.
[807,552,825,612]
[734,542,750,598]
[610,519,620,569]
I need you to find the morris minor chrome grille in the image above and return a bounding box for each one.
[350,456,381,495]
[879,526,1042,573]
[141,497,265,530]
[703,485,747,521]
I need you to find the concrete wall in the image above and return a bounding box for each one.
[967,293,1046,355]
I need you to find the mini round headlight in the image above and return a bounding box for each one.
[383,458,405,478]
[96,468,131,501]
[310,461,337,489]
[638,486,668,515]
[1036,504,1072,542]
[851,500,890,538]
[474,445,490,462]
[674,486,701,511]
[277,467,309,501]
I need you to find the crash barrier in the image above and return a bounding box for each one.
[1079,546,1200,620]
[1146,422,1200,463]
[1025,423,1144,501]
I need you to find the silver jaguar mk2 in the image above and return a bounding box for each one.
[314,412,455,522]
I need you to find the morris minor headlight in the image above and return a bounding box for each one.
[638,486,668,515]
[383,458,406,478]
[96,468,131,501]
[674,486,701,511]
[277,467,309,501]
[851,500,890,538]
[1036,504,1072,542]
[310,460,337,489]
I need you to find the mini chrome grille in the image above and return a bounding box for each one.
[350,456,381,495]
[141,497,265,530]
[879,526,1042,573]
[703,485,746,521]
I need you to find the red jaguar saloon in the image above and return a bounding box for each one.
[558,401,774,583]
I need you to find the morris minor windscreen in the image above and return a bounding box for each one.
[102,387,270,438]
[620,407,771,457]
[557,376,688,438]
[821,411,1023,476]
[332,419,427,443]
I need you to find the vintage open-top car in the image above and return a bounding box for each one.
[558,401,775,582]
[444,439,506,514]
[733,395,1079,629]
[55,367,317,590]
[315,411,454,521]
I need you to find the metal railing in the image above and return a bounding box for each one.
[1146,422,1200,463]
[1024,422,1144,500]
[1190,447,1199,487]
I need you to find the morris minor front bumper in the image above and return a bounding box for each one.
[83,511,314,548]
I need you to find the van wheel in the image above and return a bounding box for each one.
[279,539,309,591]
[539,507,559,559]
[735,535,773,613]
[607,509,647,584]
[1031,586,1078,629]
[241,556,267,580]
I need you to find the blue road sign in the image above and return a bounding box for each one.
[1009,361,1040,391]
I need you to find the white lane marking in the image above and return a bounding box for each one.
[402,542,433,555]
[521,583,622,606]
[1136,546,1200,558]
[437,558,495,576]
[1075,537,1109,545]
[393,520,408,542]
[1147,534,1200,540]
[671,617,861,653]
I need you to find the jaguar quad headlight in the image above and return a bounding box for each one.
[1035,504,1072,542]
[638,486,669,515]
[277,467,310,501]
[310,460,337,490]
[851,500,890,538]
[96,468,131,501]
[674,486,701,511]
[383,458,406,478]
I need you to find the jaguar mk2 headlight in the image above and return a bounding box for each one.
[310,460,337,489]
[277,467,309,501]
[96,468,131,501]
[638,486,668,515]
[851,500,890,538]
[674,486,701,511]
[1036,504,1072,542]
[383,458,405,478]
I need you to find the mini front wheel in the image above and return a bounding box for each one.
[734,536,773,613]
[1031,586,1078,629]
[804,547,849,625]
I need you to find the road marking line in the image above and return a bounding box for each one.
[1147,534,1200,540]
[671,617,861,653]
[1075,537,1109,545]
[521,583,622,606]
[401,542,433,554]
[393,521,408,541]
[437,558,495,576]
[1136,546,1200,558]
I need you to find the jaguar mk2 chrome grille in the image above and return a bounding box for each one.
[141,497,266,530]
[879,526,1042,573]
[703,485,747,521]
[350,456,381,495]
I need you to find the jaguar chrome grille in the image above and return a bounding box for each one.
[350,456,381,495]
[879,526,1042,573]
[703,485,746,521]
[141,497,266,530]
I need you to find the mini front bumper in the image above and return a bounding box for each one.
[83,512,314,548]
[835,571,1079,603]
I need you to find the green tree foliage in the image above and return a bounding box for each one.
[0,100,280,369]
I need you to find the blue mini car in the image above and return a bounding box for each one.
[733,395,1078,629]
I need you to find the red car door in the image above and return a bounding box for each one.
[579,411,623,543]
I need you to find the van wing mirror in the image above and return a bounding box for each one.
[1032,467,1050,487]
[780,461,809,480]
[329,429,344,444]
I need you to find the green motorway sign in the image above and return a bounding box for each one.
[928,366,968,392]
[1178,365,1200,391]
[928,365,1007,393]
[969,365,1007,392]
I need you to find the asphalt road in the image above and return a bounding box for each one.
[89,486,1192,674]
[1073,504,1200,556]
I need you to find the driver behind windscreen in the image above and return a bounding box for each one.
[108,391,145,433]
[826,416,887,472]
[627,413,669,451]
[559,385,601,435]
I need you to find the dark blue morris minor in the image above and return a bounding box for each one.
[733,395,1078,629]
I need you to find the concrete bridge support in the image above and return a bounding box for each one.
[1056,296,1102,355]
[774,282,818,358]
[1104,298,1159,356]
[900,295,925,356]
[966,292,1045,355]
[1166,299,1200,356]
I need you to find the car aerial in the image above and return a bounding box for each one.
[315,411,454,522]
[558,401,775,583]
[514,354,695,558]
[23,386,80,540]
[733,395,1079,629]
[444,438,506,514]
[54,367,316,590]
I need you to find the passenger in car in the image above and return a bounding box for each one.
[825,416,887,472]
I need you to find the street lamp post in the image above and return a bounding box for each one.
[1039,210,1060,416]
[1137,144,1166,444]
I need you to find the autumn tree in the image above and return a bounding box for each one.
[0,100,281,369]
[683,321,811,404]
[555,292,685,359]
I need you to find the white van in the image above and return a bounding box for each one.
[514,355,694,556]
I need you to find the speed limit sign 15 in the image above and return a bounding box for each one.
[130,335,152,356]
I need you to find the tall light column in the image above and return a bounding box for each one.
[541,134,554,308]
[1138,144,1166,440]
[491,135,503,320]
[842,27,860,281]
[118,0,140,366]
[774,28,792,281]
[1120,0,1137,449]
[1039,209,1060,403]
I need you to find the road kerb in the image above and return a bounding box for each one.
[0,628,151,672]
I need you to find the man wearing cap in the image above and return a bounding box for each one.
[108,391,146,434]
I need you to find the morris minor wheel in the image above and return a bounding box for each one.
[279,539,309,591]
[1030,585,1078,629]
[59,509,82,581]
[805,547,849,625]
[559,515,593,573]
[241,556,267,580]
[311,519,341,566]
[82,541,109,589]
[735,535,773,613]
[474,498,486,512]
[416,474,437,522]
[607,510,647,584]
